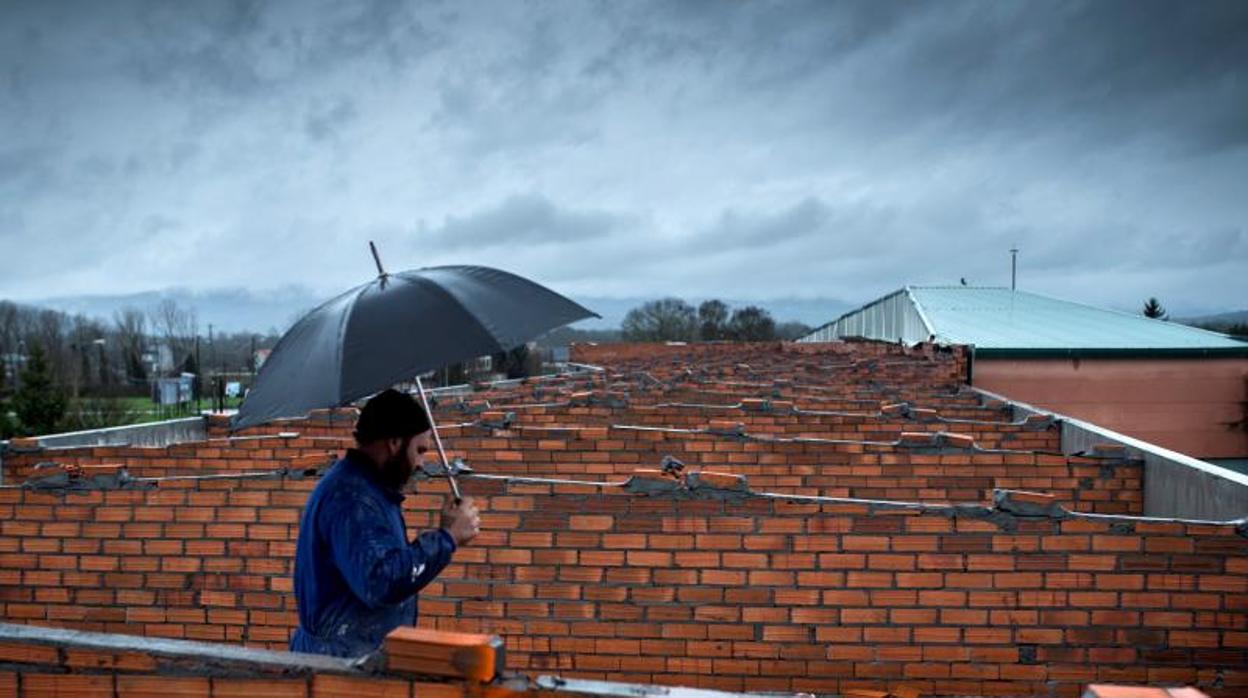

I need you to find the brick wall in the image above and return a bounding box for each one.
[1,471,1243,698]
[1,435,347,482]
[4,420,1135,515]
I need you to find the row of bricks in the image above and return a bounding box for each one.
[5,617,1245,678]
[2,510,1208,549]
[3,544,1240,577]
[11,422,1064,461]
[0,488,1147,527]
[5,576,1246,615]
[465,405,1047,436]
[7,432,1083,486]
[458,401,1033,428]
[0,672,460,698]
[0,475,1225,535]
[1,474,1142,518]
[4,614,1244,662]
[0,481,1222,542]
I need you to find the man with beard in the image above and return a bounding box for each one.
[290,389,480,657]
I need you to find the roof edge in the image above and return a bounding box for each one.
[904,285,936,340]
[974,346,1248,359]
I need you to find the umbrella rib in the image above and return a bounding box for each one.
[335,280,377,407]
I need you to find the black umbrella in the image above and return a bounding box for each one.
[232,244,598,497]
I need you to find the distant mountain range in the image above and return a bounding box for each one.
[20,288,852,335]
[1180,310,1248,327]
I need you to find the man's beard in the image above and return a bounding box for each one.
[379,449,416,492]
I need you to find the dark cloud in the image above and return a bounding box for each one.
[0,0,1244,316]
[415,195,634,251]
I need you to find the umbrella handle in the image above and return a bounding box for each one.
[415,376,462,504]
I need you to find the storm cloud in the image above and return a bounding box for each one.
[0,0,1244,320]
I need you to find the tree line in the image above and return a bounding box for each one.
[621,298,811,343]
[0,299,277,437]
[1143,297,1248,338]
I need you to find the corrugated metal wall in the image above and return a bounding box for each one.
[799,289,931,345]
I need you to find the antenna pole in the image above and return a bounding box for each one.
[1009,246,1019,291]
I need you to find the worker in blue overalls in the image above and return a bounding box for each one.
[290,389,480,656]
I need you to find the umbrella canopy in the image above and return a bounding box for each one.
[232,265,597,430]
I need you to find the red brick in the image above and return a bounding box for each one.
[118,675,211,696]
[213,678,309,696]
[23,674,115,696]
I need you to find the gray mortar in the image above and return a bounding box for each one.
[992,490,1072,520]
[703,424,747,439]
[22,468,154,494]
[478,412,517,430]
[622,475,684,497]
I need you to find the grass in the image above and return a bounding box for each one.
[61,395,246,429]
[104,395,245,411]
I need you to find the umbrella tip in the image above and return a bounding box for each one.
[369,241,387,279]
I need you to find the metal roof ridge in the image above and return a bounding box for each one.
[909,284,1010,290]
[904,285,937,341]
[911,285,1247,348]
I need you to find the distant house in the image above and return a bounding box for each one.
[142,343,175,377]
[253,349,272,371]
[800,286,1248,462]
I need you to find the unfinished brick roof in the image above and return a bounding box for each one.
[1,340,1244,698]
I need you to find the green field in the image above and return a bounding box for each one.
[61,395,246,429]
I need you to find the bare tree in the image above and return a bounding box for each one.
[0,301,18,356]
[149,298,197,374]
[727,306,777,341]
[114,307,148,388]
[34,308,68,382]
[622,298,698,342]
[698,300,730,341]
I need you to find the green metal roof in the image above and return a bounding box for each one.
[907,286,1248,352]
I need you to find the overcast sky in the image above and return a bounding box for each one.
[1,0,1245,318]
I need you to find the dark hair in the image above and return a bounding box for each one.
[353,389,432,444]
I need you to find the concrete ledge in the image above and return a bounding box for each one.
[974,386,1248,520]
[16,417,208,449]
[0,621,362,676]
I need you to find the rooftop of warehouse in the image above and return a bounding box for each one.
[806,286,1248,352]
